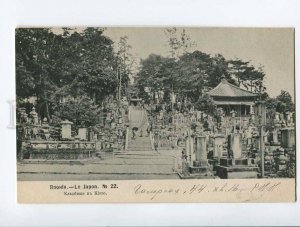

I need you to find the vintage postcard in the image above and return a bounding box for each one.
[16,27,295,203]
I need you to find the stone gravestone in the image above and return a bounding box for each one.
[281,127,295,148]
[78,128,87,140]
[61,120,73,139]
[194,135,208,166]
[272,128,279,145]
[182,133,214,178]
[229,133,242,159]
[212,134,225,160]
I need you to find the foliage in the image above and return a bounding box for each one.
[164,28,196,58]
[276,90,294,112]
[116,36,135,98]
[135,54,177,95]
[135,46,266,109]
[265,90,294,113]
[195,94,217,115]
[52,95,102,127]
[228,60,266,94]
[16,27,124,120]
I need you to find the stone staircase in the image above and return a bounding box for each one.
[127,106,153,152]
[128,135,152,151]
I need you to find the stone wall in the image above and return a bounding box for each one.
[23,141,97,160]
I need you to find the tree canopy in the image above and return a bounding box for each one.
[16,27,130,122]
[135,50,265,106]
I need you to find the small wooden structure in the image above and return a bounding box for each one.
[207,79,258,117]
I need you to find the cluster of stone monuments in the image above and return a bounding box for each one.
[17,101,130,160]
[149,101,295,179]
[17,97,295,178]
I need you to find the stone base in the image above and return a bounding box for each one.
[215,165,259,179]
[26,149,96,160]
[220,158,249,166]
[189,165,213,174]
[193,160,208,167]
[178,162,215,179]
[178,172,218,179]
[208,158,219,171]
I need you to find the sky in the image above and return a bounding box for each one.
[103,27,295,99]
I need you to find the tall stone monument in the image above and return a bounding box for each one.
[215,133,258,179]
[61,120,73,139]
[281,127,295,149]
[215,135,226,158]
[230,133,242,159]
[179,134,214,179]
[78,127,87,141]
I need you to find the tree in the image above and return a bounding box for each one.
[228,59,250,86]
[164,28,195,59]
[115,36,135,99]
[135,54,177,99]
[70,28,118,103]
[175,51,211,102]
[52,95,102,127]
[228,59,266,94]
[195,94,217,116]
[16,28,65,120]
[206,54,237,89]
[276,90,294,112]
[265,90,294,116]
[16,27,120,122]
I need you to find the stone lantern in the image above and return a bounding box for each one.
[29,107,39,125]
[42,117,50,140]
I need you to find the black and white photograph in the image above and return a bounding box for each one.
[1,0,300,226]
[16,27,295,182]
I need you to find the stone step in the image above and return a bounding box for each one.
[95,152,115,160]
[128,142,151,145]
[127,148,153,151]
[128,143,151,146]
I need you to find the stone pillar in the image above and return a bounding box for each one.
[190,136,195,163]
[61,120,73,139]
[96,141,102,151]
[229,133,242,159]
[250,105,253,114]
[78,128,87,140]
[280,127,295,148]
[274,112,280,122]
[250,111,255,123]
[185,135,190,163]
[194,135,207,166]
[213,134,225,159]
[264,132,269,144]
[272,128,279,144]
[286,111,291,122]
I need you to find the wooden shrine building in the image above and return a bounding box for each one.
[207,79,258,117]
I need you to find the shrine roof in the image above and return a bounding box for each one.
[207,79,258,97]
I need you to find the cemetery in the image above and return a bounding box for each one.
[17,99,129,161]
[17,78,296,179]
[16,27,295,180]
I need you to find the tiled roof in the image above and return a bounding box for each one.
[207,79,258,97]
[207,79,257,97]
